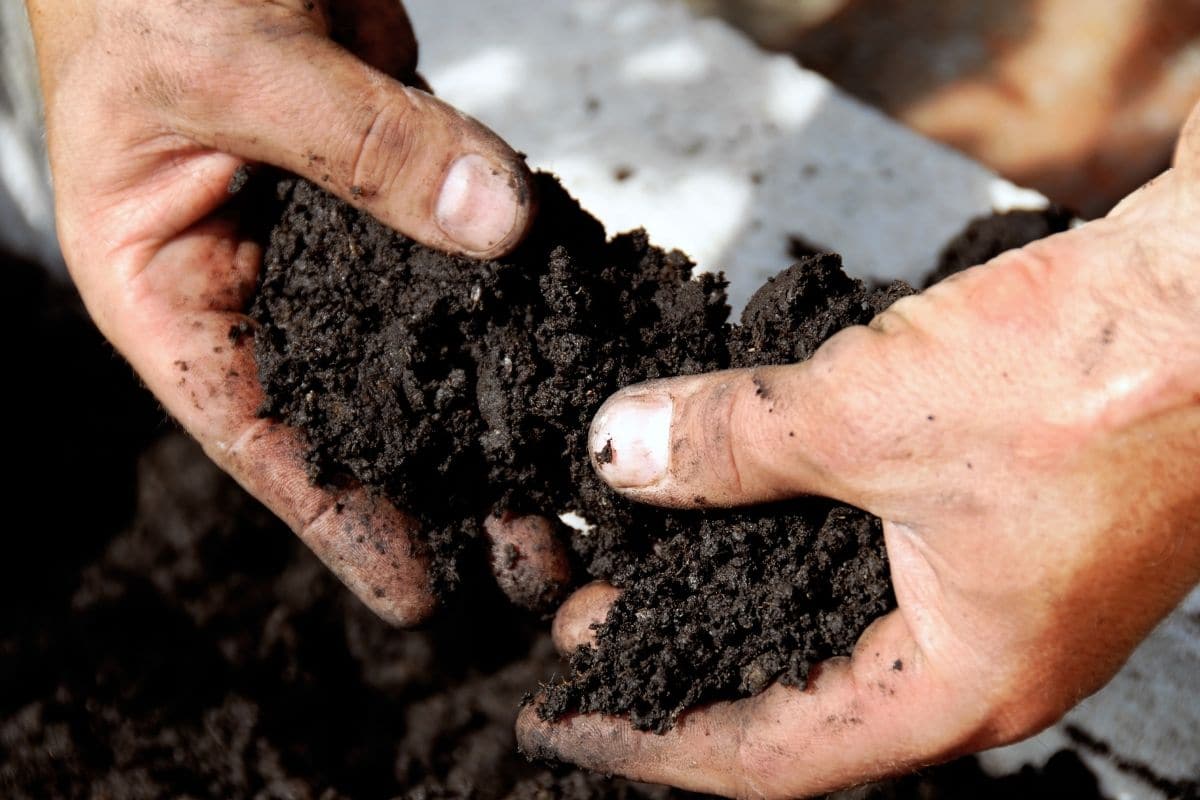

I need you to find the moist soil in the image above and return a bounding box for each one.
[251,174,904,731]
[249,177,1084,733]
[0,203,1111,798]
[924,205,1074,287]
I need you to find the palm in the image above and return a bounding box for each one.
[67,138,437,623]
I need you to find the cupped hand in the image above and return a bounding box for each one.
[517,111,1200,797]
[26,0,565,623]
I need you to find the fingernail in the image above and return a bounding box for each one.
[435,154,522,253]
[589,392,672,489]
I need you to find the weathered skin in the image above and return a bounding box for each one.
[520,113,1200,798]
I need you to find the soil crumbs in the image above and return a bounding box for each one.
[251,174,902,731]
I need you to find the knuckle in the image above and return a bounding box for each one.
[866,293,925,336]
[346,95,419,200]
[978,243,1063,320]
[799,329,906,475]
[670,375,744,496]
[122,4,307,114]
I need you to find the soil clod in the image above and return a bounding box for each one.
[250,175,905,730]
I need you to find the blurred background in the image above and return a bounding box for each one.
[688,0,1200,218]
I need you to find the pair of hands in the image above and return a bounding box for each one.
[28,1,1200,797]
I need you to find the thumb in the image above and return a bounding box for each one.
[190,33,533,258]
[1174,97,1200,186]
[588,325,913,511]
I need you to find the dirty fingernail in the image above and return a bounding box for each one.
[435,153,522,253]
[589,393,672,489]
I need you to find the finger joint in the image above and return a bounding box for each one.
[346,95,416,202]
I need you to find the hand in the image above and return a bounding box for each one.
[26,0,563,623]
[517,110,1200,797]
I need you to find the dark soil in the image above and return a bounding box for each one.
[251,175,903,731]
[2,431,690,799]
[540,264,910,729]
[925,205,1074,287]
[1,219,1111,797]
[248,176,1087,733]
[251,174,729,597]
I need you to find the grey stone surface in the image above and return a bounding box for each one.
[0,1,60,272]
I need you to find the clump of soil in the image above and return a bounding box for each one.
[540,262,907,730]
[251,175,904,730]
[925,205,1074,287]
[252,175,729,595]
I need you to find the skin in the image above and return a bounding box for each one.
[24,0,570,625]
[518,111,1200,797]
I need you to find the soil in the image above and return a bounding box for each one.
[251,175,904,731]
[540,262,910,729]
[925,205,1074,287]
[0,202,1115,797]
[251,174,728,597]
[248,177,1089,733]
[1,248,685,800]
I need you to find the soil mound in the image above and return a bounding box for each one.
[251,175,901,729]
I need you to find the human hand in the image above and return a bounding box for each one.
[517,112,1200,797]
[26,0,566,623]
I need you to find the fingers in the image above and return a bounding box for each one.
[483,512,572,612]
[588,348,898,511]
[106,219,436,625]
[519,613,983,799]
[189,30,534,258]
[551,581,619,655]
[221,418,436,627]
